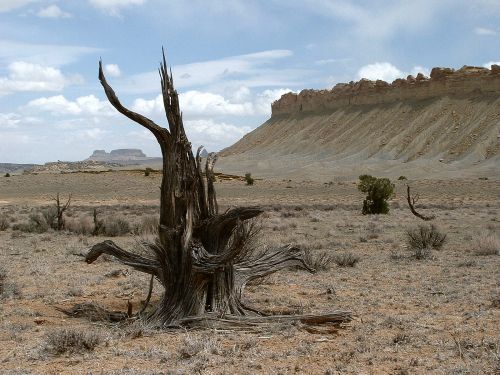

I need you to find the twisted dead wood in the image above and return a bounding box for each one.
[406,185,435,221]
[82,50,352,329]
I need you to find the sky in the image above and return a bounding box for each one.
[0,0,499,164]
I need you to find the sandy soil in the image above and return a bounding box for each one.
[0,171,498,374]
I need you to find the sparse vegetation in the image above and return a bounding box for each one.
[358,174,394,215]
[406,224,446,259]
[333,252,360,267]
[103,216,131,236]
[397,175,407,180]
[4,173,10,177]
[144,167,153,176]
[303,249,334,271]
[245,172,254,185]
[44,329,101,355]
[0,214,9,231]
[134,215,159,235]
[0,266,21,300]
[473,231,499,255]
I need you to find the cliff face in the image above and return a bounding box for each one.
[219,65,500,180]
[88,149,147,162]
[272,65,500,116]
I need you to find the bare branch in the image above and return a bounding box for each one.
[86,240,161,277]
[406,185,435,221]
[98,60,168,143]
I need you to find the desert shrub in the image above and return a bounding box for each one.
[0,266,21,300]
[333,252,360,267]
[244,173,254,185]
[397,175,407,181]
[178,334,221,359]
[42,207,58,230]
[303,250,334,271]
[4,173,10,177]
[473,231,499,256]
[365,221,381,239]
[66,216,94,235]
[406,224,446,259]
[13,212,50,233]
[0,214,9,231]
[103,216,131,236]
[358,175,395,214]
[134,215,159,235]
[45,329,101,355]
[144,167,153,177]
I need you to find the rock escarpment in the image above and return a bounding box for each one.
[271,65,500,115]
[219,65,500,180]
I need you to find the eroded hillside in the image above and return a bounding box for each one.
[219,66,500,180]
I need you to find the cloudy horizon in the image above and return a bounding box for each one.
[1,0,499,164]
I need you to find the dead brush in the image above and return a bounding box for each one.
[333,252,360,267]
[303,249,334,271]
[473,230,499,256]
[406,224,446,259]
[178,334,221,359]
[0,266,21,300]
[0,214,9,231]
[44,328,101,355]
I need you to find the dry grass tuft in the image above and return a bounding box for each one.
[303,249,334,271]
[44,328,101,355]
[333,252,360,267]
[473,231,499,256]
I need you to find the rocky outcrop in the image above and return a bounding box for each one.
[88,149,147,161]
[219,65,500,180]
[271,65,500,116]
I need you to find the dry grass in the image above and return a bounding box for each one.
[473,230,499,256]
[0,174,498,374]
[44,328,101,355]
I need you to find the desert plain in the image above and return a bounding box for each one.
[0,171,498,374]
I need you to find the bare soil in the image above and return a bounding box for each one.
[0,171,498,374]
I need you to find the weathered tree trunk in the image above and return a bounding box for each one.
[85,51,351,328]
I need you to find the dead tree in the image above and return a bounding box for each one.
[84,51,351,329]
[52,193,71,230]
[406,185,435,221]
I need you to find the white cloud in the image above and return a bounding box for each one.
[132,91,253,118]
[184,119,251,151]
[37,5,72,18]
[0,0,33,12]
[357,62,429,82]
[254,88,293,116]
[282,0,449,40]
[0,113,21,128]
[104,64,121,77]
[357,62,403,82]
[181,91,253,117]
[483,61,500,68]
[88,0,146,15]
[0,40,101,67]
[116,49,295,94]
[0,61,83,95]
[131,87,292,119]
[474,27,497,36]
[26,95,116,116]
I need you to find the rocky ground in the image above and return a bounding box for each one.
[0,171,498,374]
